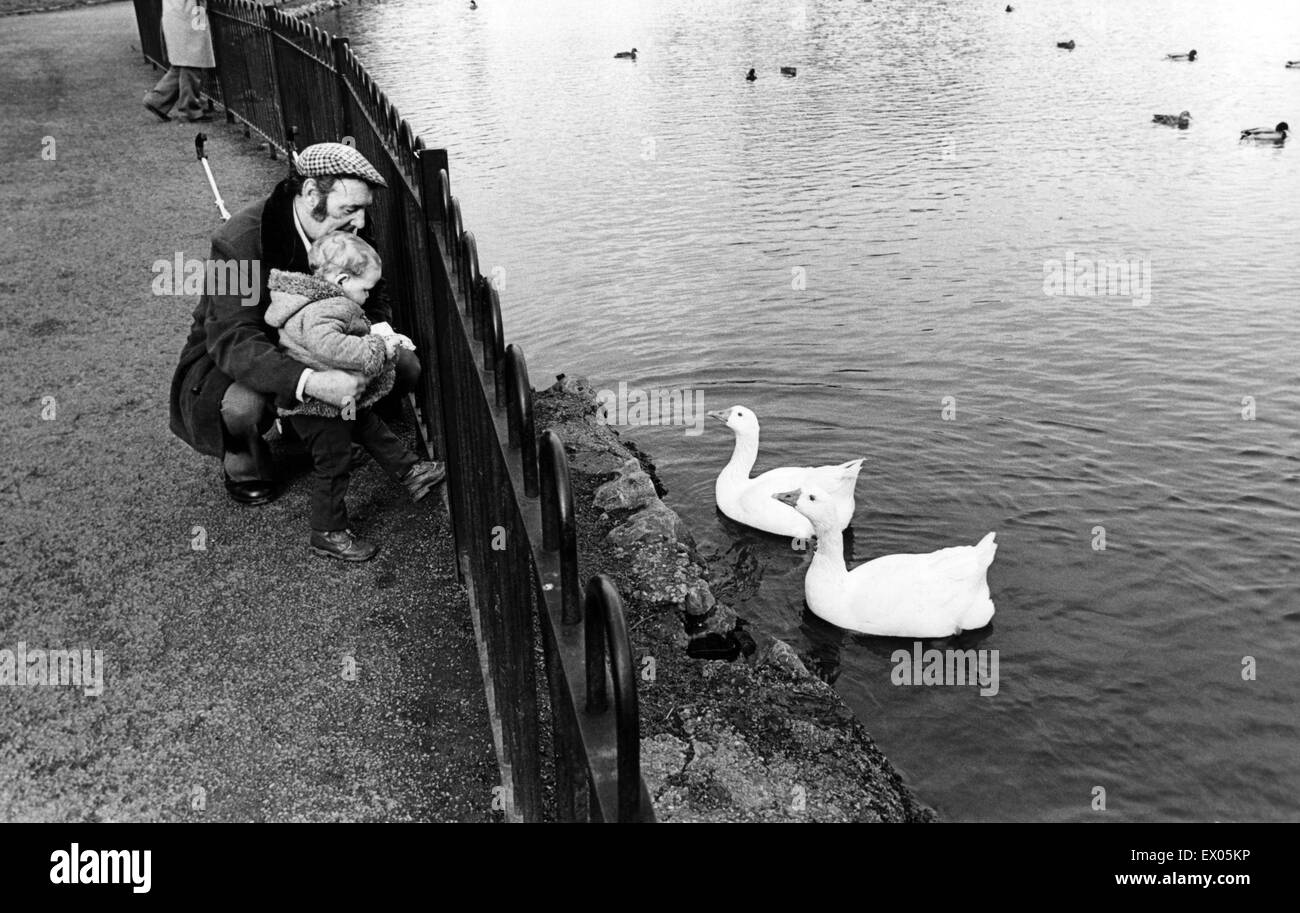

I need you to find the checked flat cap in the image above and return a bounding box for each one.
[294,142,388,188]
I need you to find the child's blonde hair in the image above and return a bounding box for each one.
[309,231,382,281]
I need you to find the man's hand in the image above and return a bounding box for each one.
[304,369,367,408]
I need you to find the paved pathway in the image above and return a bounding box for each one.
[0,2,499,822]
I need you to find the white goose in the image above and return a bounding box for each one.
[708,405,863,538]
[775,486,997,637]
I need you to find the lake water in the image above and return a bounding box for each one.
[327,0,1299,821]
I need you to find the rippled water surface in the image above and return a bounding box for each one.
[329,0,1300,820]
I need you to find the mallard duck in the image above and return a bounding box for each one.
[708,406,863,539]
[1166,49,1197,61]
[1006,5,1013,11]
[614,48,638,60]
[469,0,477,8]
[775,486,998,637]
[780,66,797,76]
[1240,122,1289,141]
[746,68,757,81]
[1286,61,1300,69]
[1153,110,1192,127]
[1057,40,1076,50]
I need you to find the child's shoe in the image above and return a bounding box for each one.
[401,461,447,502]
[310,528,379,562]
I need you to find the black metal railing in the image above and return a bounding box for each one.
[134,0,652,822]
[132,0,166,69]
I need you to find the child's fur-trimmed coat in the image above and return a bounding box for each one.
[264,269,396,418]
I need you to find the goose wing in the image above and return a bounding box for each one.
[843,535,996,635]
[804,458,864,493]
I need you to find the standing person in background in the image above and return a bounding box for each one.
[144,0,216,123]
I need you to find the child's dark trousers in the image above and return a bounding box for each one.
[288,409,418,532]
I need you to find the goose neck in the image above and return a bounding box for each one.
[809,527,847,570]
[723,432,759,475]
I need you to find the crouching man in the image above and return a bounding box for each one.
[169,142,440,507]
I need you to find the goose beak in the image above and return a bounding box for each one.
[706,409,731,424]
[773,489,801,507]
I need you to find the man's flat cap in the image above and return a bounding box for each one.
[294,142,388,188]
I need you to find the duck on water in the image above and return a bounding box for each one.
[1153,110,1191,128]
[1240,122,1289,142]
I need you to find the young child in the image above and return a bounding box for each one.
[265,231,444,561]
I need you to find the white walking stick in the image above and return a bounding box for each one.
[195,133,231,221]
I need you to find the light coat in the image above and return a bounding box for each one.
[161,0,216,69]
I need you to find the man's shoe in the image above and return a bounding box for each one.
[144,102,171,122]
[224,474,277,506]
[310,529,379,562]
[400,461,446,502]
